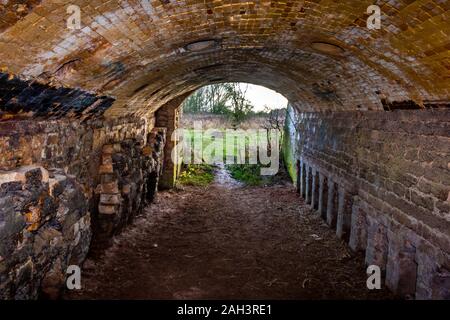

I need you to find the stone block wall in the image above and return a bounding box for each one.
[0,115,167,299]
[0,166,91,299]
[284,106,450,299]
[93,128,166,249]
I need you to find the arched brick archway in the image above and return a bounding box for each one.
[0,0,449,118]
[0,0,449,300]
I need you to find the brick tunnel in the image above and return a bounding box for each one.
[0,0,449,300]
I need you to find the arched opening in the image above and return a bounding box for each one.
[175,82,288,188]
[0,0,449,301]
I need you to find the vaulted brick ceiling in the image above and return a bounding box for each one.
[0,0,449,117]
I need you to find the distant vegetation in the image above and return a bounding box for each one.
[178,164,215,187]
[179,83,288,187]
[226,164,264,186]
[183,83,252,123]
[182,83,287,125]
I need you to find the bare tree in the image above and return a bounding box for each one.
[262,105,286,153]
[224,83,253,125]
[183,87,207,113]
[182,83,255,124]
[183,84,231,114]
[207,84,230,114]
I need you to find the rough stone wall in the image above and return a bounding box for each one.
[0,166,90,299]
[0,114,166,299]
[94,128,166,249]
[284,106,450,299]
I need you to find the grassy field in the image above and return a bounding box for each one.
[179,129,278,161]
[178,114,283,186]
[177,130,281,186]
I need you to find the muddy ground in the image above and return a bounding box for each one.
[66,169,394,300]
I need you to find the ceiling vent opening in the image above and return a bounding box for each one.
[185,39,220,52]
[311,42,344,56]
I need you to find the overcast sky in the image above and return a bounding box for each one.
[241,83,288,111]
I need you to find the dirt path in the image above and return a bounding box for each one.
[66,175,394,300]
[213,162,243,188]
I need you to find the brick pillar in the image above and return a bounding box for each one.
[156,93,191,189]
[305,165,312,205]
[296,160,301,193]
[318,174,328,219]
[300,160,306,199]
[349,200,368,252]
[365,217,389,272]
[385,227,417,297]
[336,187,353,241]
[326,179,338,227]
[415,243,450,300]
[311,169,319,210]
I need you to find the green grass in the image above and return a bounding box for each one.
[179,129,282,186]
[177,164,215,187]
[181,129,266,160]
[226,164,264,186]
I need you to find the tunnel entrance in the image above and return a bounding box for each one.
[175,82,288,188]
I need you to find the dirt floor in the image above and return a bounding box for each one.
[66,168,394,300]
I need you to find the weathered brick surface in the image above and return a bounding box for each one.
[286,106,450,299]
[0,1,449,118]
